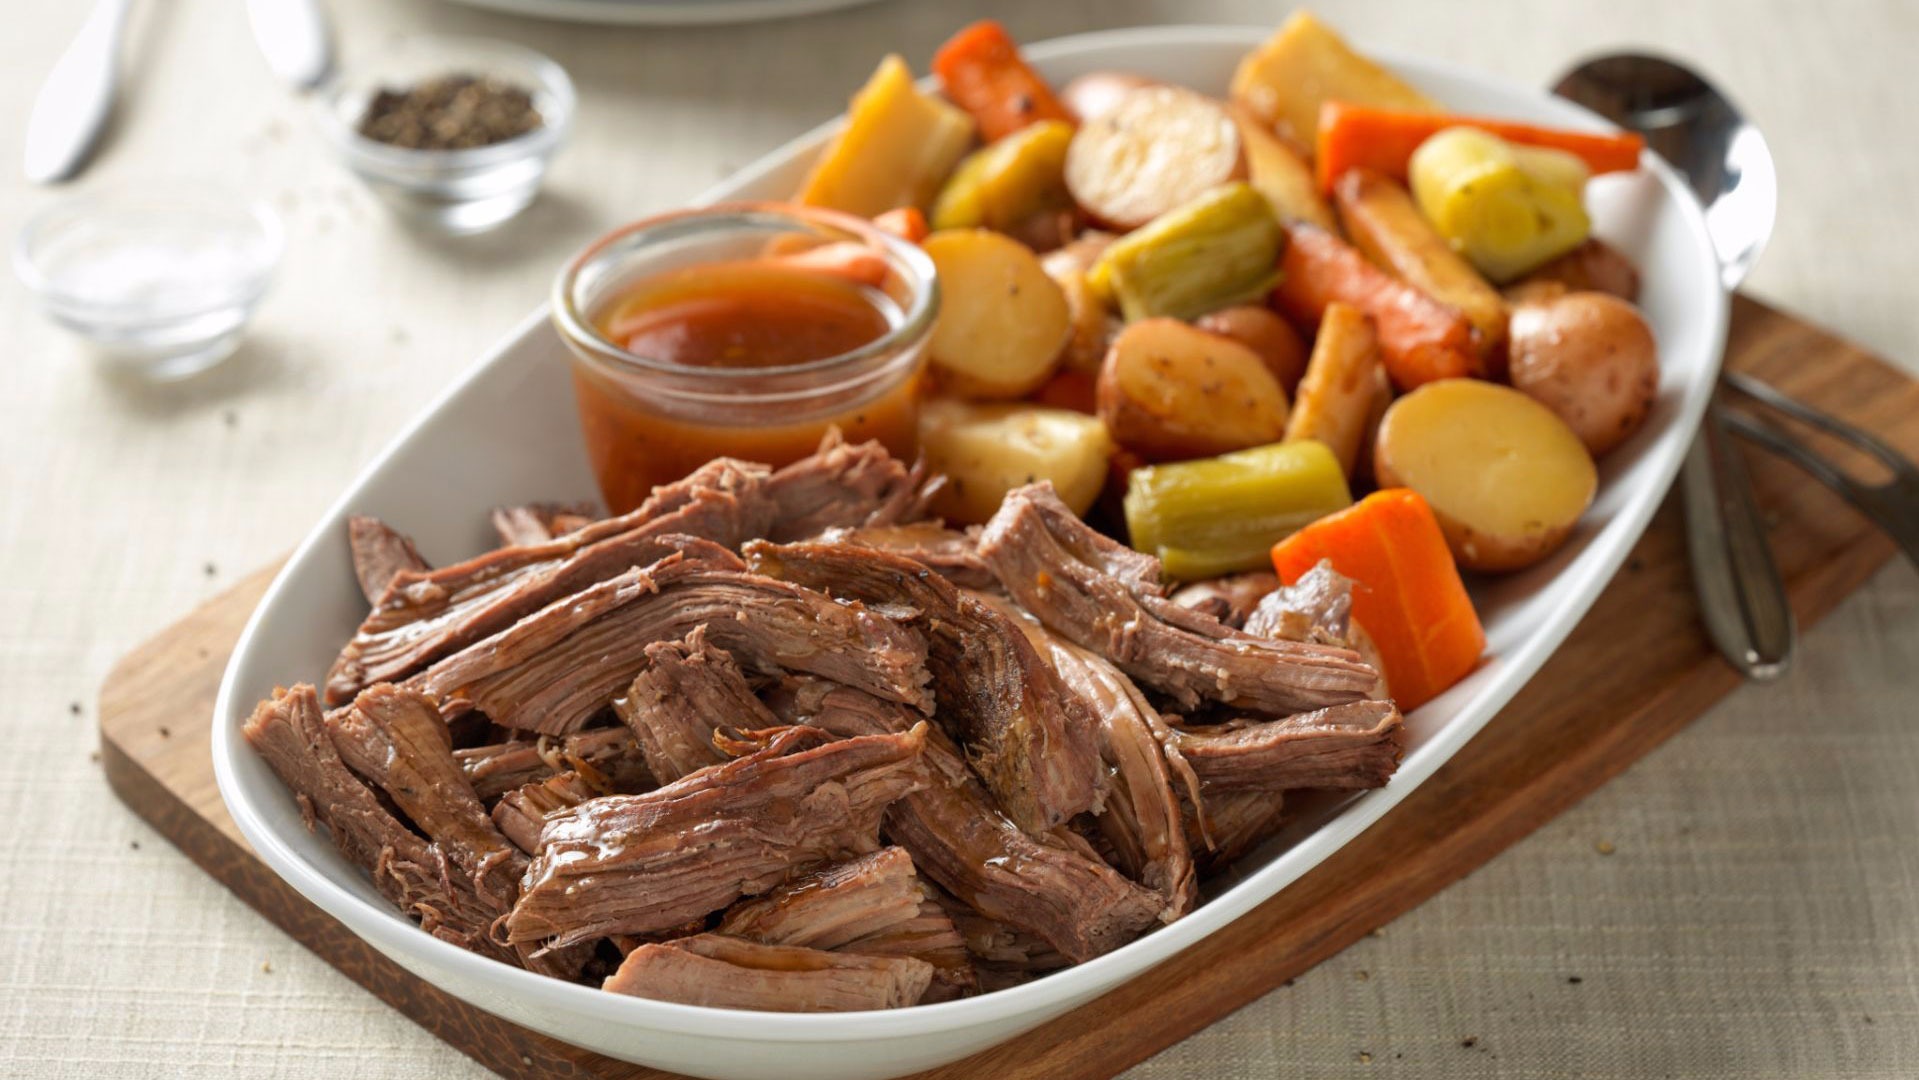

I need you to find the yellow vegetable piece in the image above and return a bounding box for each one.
[1409,127,1592,283]
[1087,182,1284,322]
[1230,11,1439,149]
[931,120,1074,232]
[797,55,977,217]
[1229,102,1339,231]
[920,398,1114,526]
[1125,439,1353,580]
[923,229,1070,399]
[1373,378,1597,572]
[1284,301,1380,476]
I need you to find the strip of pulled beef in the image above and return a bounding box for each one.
[746,539,1101,835]
[504,724,928,948]
[326,684,526,907]
[714,846,925,950]
[977,483,1378,714]
[411,549,931,735]
[347,515,429,605]
[1171,700,1405,792]
[764,678,1160,964]
[1169,570,1279,630]
[455,726,654,802]
[328,436,926,704]
[242,684,518,965]
[493,770,597,854]
[978,594,1197,921]
[490,501,598,547]
[812,521,997,591]
[602,934,932,1012]
[613,627,775,783]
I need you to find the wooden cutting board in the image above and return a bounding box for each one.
[100,294,1919,1080]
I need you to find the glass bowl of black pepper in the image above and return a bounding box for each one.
[317,36,574,235]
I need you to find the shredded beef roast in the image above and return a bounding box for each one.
[347,516,429,605]
[1171,701,1405,792]
[242,685,518,965]
[977,483,1378,714]
[613,627,778,782]
[328,437,927,704]
[764,678,1160,963]
[412,549,931,735]
[746,539,1102,835]
[714,847,926,950]
[979,595,1197,920]
[326,684,525,907]
[505,725,928,948]
[455,726,654,802]
[603,934,932,1012]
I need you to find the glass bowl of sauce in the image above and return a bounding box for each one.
[552,203,937,513]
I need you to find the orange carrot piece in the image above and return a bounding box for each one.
[873,206,929,244]
[768,243,889,287]
[1273,225,1478,391]
[932,20,1075,142]
[1270,488,1484,712]
[1315,101,1645,192]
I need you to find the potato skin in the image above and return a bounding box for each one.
[1097,317,1289,462]
[1513,238,1641,302]
[1507,292,1659,457]
[1374,379,1597,573]
[1059,71,1156,122]
[1195,306,1308,395]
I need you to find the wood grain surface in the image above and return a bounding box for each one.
[99,294,1919,1079]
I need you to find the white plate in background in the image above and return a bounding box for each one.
[443,0,884,28]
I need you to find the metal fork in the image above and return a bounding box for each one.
[1719,370,1919,569]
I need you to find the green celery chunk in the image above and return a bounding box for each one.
[1088,181,1285,322]
[1125,439,1352,580]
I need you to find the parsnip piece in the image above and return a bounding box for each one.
[797,55,977,216]
[1284,302,1380,476]
[920,398,1113,525]
[1374,379,1597,572]
[1228,102,1338,231]
[1097,317,1290,462]
[1064,85,1245,231]
[923,229,1070,399]
[1334,167,1508,356]
[1229,11,1438,148]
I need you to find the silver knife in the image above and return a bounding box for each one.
[23,0,133,184]
[247,0,334,90]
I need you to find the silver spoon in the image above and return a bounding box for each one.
[1554,55,1792,680]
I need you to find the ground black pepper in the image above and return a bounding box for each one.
[358,74,543,151]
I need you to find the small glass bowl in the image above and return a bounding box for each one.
[14,182,283,381]
[552,202,939,513]
[316,36,574,235]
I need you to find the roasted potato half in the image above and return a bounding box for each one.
[1374,378,1597,572]
[923,229,1071,399]
[1507,292,1659,456]
[1097,317,1290,462]
[1065,85,1245,231]
[920,398,1114,525]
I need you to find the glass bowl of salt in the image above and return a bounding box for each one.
[14,182,283,381]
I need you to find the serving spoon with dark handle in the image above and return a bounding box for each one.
[1555,55,1919,678]
[1554,55,1793,679]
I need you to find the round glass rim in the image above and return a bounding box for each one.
[551,201,940,382]
[313,34,576,172]
[12,181,285,319]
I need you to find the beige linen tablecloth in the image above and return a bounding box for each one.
[3,0,1915,1076]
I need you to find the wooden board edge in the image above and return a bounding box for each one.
[98,733,627,1080]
